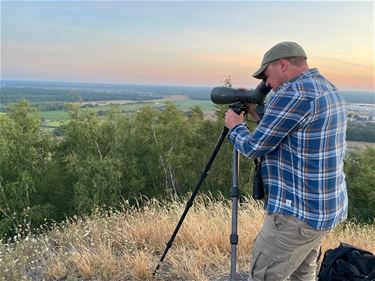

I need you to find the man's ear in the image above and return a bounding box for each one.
[279,59,289,72]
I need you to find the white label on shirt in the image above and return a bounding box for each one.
[286,200,292,207]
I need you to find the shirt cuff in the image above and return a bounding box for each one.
[228,123,248,143]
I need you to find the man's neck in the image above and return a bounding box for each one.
[286,65,309,81]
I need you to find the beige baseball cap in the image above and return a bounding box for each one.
[252,42,307,79]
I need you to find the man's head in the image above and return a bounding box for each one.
[252,42,309,90]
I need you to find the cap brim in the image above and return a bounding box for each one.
[252,63,269,80]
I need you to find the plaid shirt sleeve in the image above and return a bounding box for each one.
[228,87,311,159]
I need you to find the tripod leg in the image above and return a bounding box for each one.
[153,126,229,276]
[230,148,239,281]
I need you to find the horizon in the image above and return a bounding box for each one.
[1,1,374,91]
[2,78,374,94]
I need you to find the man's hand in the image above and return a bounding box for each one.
[247,103,261,123]
[225,109,244,129]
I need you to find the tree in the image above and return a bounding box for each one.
[0,101,57,237]
[61,106,144,212]
[344,147,375,222]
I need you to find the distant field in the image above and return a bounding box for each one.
[83,98,214,113]
[80,95,188,106]
[171,99,214,111]
[38,98,215,127]
[1,80,372,131]
[1,80,373,106]
[40,110,70,122]
[0,80,212,105]
[347,141,375,150]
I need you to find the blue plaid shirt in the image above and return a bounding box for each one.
[228,68,348,230]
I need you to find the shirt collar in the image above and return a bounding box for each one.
[276,68,319,92]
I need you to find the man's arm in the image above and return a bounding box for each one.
[227,89,311,159]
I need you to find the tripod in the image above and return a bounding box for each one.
[153,126,241,281]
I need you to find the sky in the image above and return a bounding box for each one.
[1,1,374,91]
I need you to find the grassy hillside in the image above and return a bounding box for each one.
[1,196,374,281]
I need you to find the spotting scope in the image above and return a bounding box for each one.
[210,80,272,106]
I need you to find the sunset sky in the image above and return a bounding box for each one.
[1,1,374,91]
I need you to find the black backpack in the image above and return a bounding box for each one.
[318,242,375,281]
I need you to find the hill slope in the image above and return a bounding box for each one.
[1,197,374,281]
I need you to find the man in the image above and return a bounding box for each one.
[225,42,348,281]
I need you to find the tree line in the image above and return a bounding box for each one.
[346,122,375,142]
[0,101,374,239]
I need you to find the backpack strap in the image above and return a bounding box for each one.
[367,269,375,281]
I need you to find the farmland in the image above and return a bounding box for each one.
[0,80,217,127]
[1,80,374,130]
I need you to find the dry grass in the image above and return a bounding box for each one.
[0,196,374,281]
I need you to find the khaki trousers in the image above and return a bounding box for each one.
[248,214,329,281]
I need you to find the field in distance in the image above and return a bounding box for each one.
[1,80,216,126]
[1,80,373,128]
